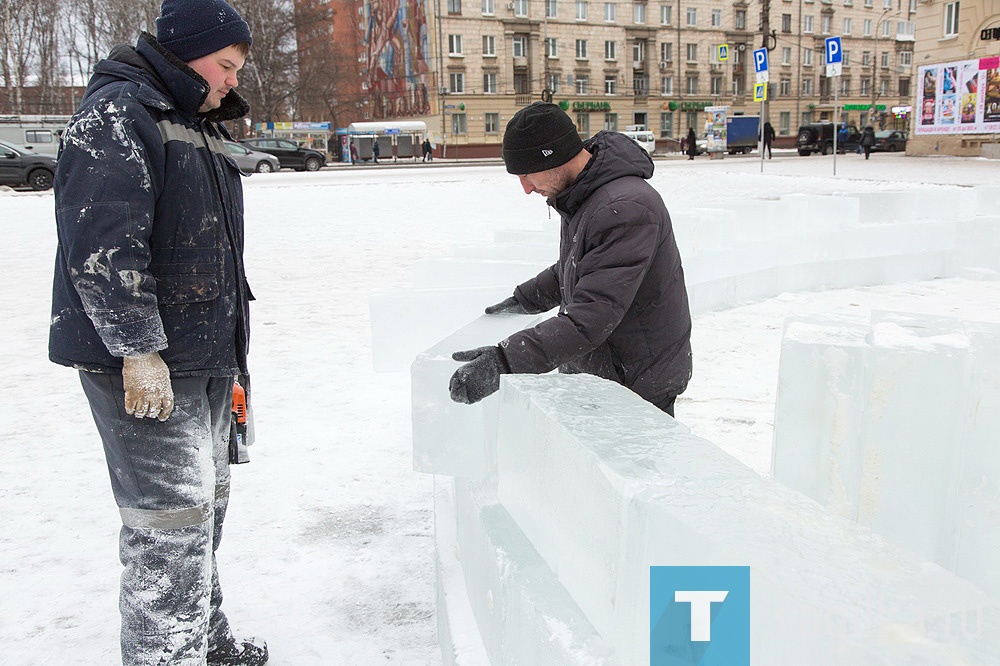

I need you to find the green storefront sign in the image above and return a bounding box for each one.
[564,100,613,112]
[842,104,887,110]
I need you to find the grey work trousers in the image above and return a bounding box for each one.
[80,372,235,665]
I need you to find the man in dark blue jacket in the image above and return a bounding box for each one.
[49,1,266,663]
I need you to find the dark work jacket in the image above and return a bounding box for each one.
[502,131,693,409]
[49,33,252,377]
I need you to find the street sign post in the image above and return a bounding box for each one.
[753,48,769,173]
[718,44,729,61]
[825,36,843,175]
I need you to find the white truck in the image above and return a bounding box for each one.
[0,115,71,155]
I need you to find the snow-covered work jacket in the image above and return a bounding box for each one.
[50,33,252,377]
[502,131,693,409]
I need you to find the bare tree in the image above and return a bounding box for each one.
[230,0,299,124]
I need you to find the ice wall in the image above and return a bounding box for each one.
[772,311,1000,602]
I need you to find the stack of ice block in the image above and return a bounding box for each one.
[772,311,1000,601]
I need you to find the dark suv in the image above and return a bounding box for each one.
[238,138,325,171]
[0,140,57,190]
[796,123,861,156]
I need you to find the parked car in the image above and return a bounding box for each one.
[0,139,57,191]
[619,129,656,154]
[872,130,908,152]
[795,122,861,156]
[238,137,325,171]
[224,140,280,173]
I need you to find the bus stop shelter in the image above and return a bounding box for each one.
[346,121,427,162]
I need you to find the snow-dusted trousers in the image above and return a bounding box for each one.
[80,372,234,665]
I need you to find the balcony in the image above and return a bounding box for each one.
[515,93,534,105]
[632,60,646,70]
[513,56,528,68]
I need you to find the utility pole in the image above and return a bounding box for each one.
[760,0,775,123]
[870,7,896,129]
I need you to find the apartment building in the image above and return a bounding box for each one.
[295,0,919,153]
[908,0,1000,156]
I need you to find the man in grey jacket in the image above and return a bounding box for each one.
[449,102,692,415]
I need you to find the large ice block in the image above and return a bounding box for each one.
[411,313,545,479]
[858,311,972,565]
[496,373,1000,665]
[449,478,615,665]
[771,315,870,519]
[369,285,512,372]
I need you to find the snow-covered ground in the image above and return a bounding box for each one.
[1,152,998,664]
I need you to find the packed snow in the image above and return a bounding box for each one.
[1,151,998,664]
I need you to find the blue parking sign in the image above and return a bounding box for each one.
[752,48,768,73]
[825,36,842,64]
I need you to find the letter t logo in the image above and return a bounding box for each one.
[674,590,729,641]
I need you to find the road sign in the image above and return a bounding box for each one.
[753,82,768,102]
[753,48,769,84]
[718,44,729,61]
[825,36,843,77]
[444,104,456,109]
[384,128,401,135]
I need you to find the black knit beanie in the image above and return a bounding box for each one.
[502,103,584,175]
[156,0,253,62]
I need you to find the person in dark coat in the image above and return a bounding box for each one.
[686,127,698,160]
[449,103,693,415]
[350,141,359,164]
[762,121,775,159]
[372,138,380,163]
[48,0,267,664]
[861,125,876,160]
[422,138,433,161]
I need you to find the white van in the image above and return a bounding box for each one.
[0,115,71,156]
[619,129,656,154]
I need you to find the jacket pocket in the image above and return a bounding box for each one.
[153,263,222,368]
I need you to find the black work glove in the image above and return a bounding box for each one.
[449,346,511,404]
[485,295,529,315]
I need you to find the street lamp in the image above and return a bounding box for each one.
[870,7,901,127]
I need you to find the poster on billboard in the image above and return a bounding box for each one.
[916,57,1000,134]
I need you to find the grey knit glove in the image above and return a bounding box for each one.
[449,346,511,404]
[484,296,529,315]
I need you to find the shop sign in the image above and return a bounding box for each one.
[569,101,613,111]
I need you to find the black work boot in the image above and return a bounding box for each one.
[207,636,269,665]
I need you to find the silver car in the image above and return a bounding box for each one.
[224,140,280,173]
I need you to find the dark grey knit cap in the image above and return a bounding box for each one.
[156,0,252,62]
[502,103,584,175]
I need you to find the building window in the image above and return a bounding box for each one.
[576,76,590,93]
[661,75,673,94]
[686,75,698,94]
[802,111,813,126]
[634,2,646,23]
[735,9,746,29]
[483,72,498,93]
[803,15,813,33]
[660,4,672,24]
[899,77,910,97]
[686,43,698,61]
[576,1,588,19]
[605,40,617,60]
[634,75,649,95]
[660,112,673,137]
[447,0,462,13]
[781,47,791,65]
[881,51,889,68]
[633,40,646,63]
[780,77,790,95]
[604,113,619,130]
[685,110,698,131]
[576,39,589,58]
[879,78,889,95]
[821,14,831,34]
[843,18,851,34]
[448,34,463,56]
[803,48,813,66]
[482,0,495,14]
[711,9,721,26]
[545,37,558,58]
[604,2,616,21]
[686,7,697,25]
[514,72,529,93]
[802,77,813,95]
[545,0,558,18]
[513,36,527,57]
[843,50,851,66]
[485,113,500,133]
[779,111,790,134]
[514,0,528,15]
[660,43,672,65]
[860,77,870,95]
[451,113,467,134]
[605,75,617,94]
[577,112,590,135]
[862,51,871,66]
[943,2,960,37]
[899,51,912,66]
[863,19,872,36]
[782,13,792,32]
[483,35,496,57]
[841,76,850,94]
[449,72,465,93]
[547,73,560,92]
[710,76,723,95]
